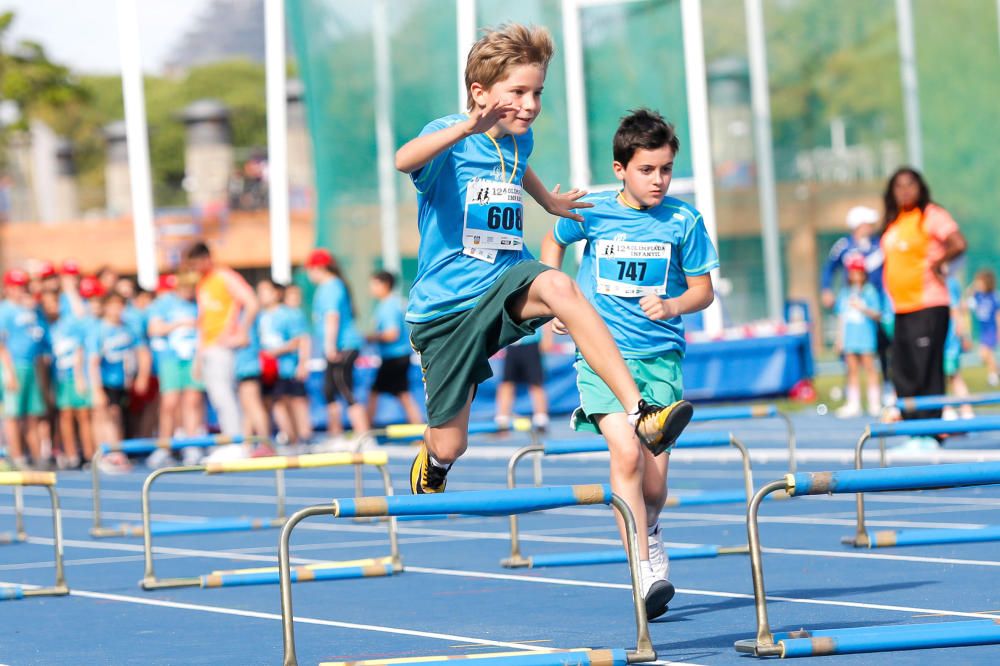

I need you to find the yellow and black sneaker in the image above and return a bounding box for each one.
[632,399,693,456]
[409,443,450,495]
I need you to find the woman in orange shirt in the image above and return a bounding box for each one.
[881,168,966,448]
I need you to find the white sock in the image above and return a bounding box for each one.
[428,453,450,469]
[494,414,511,429]
[532,413,549,428]
[648,521,660,537]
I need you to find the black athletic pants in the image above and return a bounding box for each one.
[891,305,949,421]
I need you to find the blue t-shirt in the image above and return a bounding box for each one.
[234,314,261,380]
[406,114,536,323]
[821,235,885,301]
[553,191,719,359]
[149,294,199,363]
[971,291,999,334]
[260,305,308,379]
[0,302,47,364]
[836,283,880,354]
[373,296,411,359]
[146,293,177,368]
[123,304,150,348]
[89,320,137,389]
[312,277,362,354]
[49,315,89,385]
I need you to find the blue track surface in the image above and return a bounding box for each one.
[2,412,1000,664]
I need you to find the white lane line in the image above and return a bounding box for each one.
[760,546,1000,567]
[0,554,148,571]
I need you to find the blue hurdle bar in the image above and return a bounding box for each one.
[321,648,630,666]
[857,525,1000,548]
[520,544,748,569]
[0,585,24,601]
[200,557,396,589]
[503,431,753,569]
[848,416,1000,547]
[280,484,656,666]
[736,461,1000,658]
[897,391,1000,413]
[692,403,796,472]
[90,434,275,538]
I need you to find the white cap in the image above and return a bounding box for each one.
[846,206,880,230]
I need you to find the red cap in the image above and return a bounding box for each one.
[79,275,105,299]
[156,273,178,293]
[305,248,333,268]
[4,269,29,287]
[845,255,867,272]
[38,261,57,279]
[60,259,80,276]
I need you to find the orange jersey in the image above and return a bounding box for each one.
[881,204,958,314]
[196,268,242,346]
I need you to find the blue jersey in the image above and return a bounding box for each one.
[260,305,307,379]
[836,283,880,354]
[89,320,136,389]
[406,114,536,323]
[123,304,150,348]
[0,302,47,364]
[373,296,411,359]
[49,315,89,385]
[821,234,885,299]
[553,191,719,359]
[147,294,177,367]
[971,291,999,330]
[150,294,199,363]
[234,315,261,380]
[312,277,362,354]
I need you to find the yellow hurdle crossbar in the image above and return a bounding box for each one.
[204,451,388,475]
[0,472,56,487]
[382,418,531,441]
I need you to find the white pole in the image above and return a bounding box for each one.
[895,0,923,170]
[680,0,723,334]
[265,0,291,285]
[456,0,477,112]
[115,0,158,291]
[744,0,784,322]
[562,0,591,190]
[373,0,400,273]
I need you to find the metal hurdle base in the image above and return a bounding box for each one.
[0,473,69,600]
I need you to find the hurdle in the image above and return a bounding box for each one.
[140,451,399,590]
[0,472,68,600]
[279,484,655,666]
[735,462,1000,657]
[90,434,278,538]
[895,390,1000,414]
[693,404,797,472]
[502,431,752,569]
[844,415,1000,548]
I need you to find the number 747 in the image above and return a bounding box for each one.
[616,261,647,281]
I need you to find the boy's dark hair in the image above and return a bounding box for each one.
[372,270,396,290]
[259,278,285,294]
[101,292,125,306]
[977,269,996,293]
[186,241,212,261]
[613,109,680,166]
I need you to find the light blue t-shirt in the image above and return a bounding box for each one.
[88,320,136,389]
[49,315,89,385]
[312,277,362,354]
[836,283,880,354]
[123,304,150,348]
[150,294,199,363]
[234,315,261,380]
[146,293,177,368]
[0,302,47,364]
[260,305,308,380]
[406,114,536,323]
[553,192,719,359]
[374,296,411,359]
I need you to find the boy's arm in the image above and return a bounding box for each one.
[88,351,106,405]
[540,230,568,269]
[222,268,258,347]
[0,344,14,392]
[134,344,151,393]
[296,334,311,381]
[324,312,340,361]
[394,99,516,173]
[73,348,87,394]
[640,273,715,321]
[522,167,590,223]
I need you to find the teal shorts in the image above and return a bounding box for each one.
[2,362,46,418]
[159,358,202,394]
[571,352,684,434]
[56,378,91,410]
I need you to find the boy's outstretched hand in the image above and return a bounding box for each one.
[542,184,592,222]
[465,97,518,135]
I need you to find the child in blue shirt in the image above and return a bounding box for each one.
[366,271,421,426]
[396,25,692,500]
[48,307,93,469]
[258,280,311,446]
[542,109,717,618]
[970,269,999,386]
[88,292,137,452]
[834,256,883,417]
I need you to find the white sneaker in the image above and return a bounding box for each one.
[639,563,674,621]
[647,524,669,582]
[988,372,999,387]
[353,433,378,452]
[891,436,941,454]
[835,403,861,418]
[97,452,132,475]
[960,405,976,420]
[146,448,177,470]
[203,444,248,463]
[941,406,959,421]
[311,436,352,453]
[181,446,205,466]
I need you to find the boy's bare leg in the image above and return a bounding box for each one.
[398,391,423,424]
[495,382,514,424]
[528,385,548,420]
[511,271,640,411]
[326,401,344,437]
[181,390,204,437]
[77,409,94,460]
[366,391,379,425]
[642,446,669,526]
[159,392,178,440]
[346,403,370,437]
[597,412,649,560]
[425,388,474,464]
[4,419,23,461]
[58,410,79,460]
[292,397,313,442]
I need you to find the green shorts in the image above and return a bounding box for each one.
[409,261,552,427]
[56,378,91,410]
[2,362,46,418]
[571,352,684,434]
[159,358,202,393]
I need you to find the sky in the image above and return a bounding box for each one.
[1,0,210,74]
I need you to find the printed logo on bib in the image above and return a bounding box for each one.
[463,178,524,255]
[595,238,671,297]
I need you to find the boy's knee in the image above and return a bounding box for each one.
[425,430,468,464]
[539,270,581,304]
[611,445,643,477]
